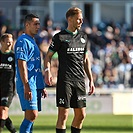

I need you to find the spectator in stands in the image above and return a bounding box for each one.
[118,58,132,88]
[0,10,8,36]
[113,27,121,45]
[43,14,53,31]
[103,59,118,88]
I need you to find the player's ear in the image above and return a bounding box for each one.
[25,22,29,27]
[67,17,71,22]
[26,22,29,27]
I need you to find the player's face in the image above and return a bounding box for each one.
[2,37,13,50]
[27,18,40,36]
[71,13,83,30]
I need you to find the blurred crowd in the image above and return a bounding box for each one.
[0,10,133,89]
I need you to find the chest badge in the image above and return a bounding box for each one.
[81,38,86,43]
[8,57,13,62]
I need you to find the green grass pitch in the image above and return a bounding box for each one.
[2,114,133,133]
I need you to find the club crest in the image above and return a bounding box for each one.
[81,38,86,43]
[8,57,13,62]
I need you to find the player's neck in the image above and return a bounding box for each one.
[24,30,34,38]
[1,48,11,53]
[66,28,78,35]
[67,26,77,33]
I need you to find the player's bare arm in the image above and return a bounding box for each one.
[18,59,32,100]
[84,52,95,95]
[44,50,55,86]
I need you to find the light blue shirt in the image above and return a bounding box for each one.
[15,33,45,91]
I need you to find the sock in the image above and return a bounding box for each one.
[30,122,34,133]
[56,128,66,133]
[71,126,81,133]
[5,117,17,133]
[0,119,6,131]
[20,119,33,133]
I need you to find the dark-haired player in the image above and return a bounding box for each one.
[14,14,47,133]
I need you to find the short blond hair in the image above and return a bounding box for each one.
[66,7,82,19]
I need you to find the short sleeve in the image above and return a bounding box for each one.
[15,39,29,61]
[84,34,90,54]
[49,34,61,52]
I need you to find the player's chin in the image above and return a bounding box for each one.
[77,26,81,30]
[35,30,39,33]
[33,31,38,35]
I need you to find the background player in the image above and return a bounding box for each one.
[14,14,47,133]
[44,7,95,133]
[0,33,17,133]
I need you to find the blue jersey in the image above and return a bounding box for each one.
[15,33,45,90]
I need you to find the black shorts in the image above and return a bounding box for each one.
[0,90,14,107]
[56,80,86,108]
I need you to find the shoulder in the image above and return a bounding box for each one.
[15,34,30,48]
[10,50,15,55]
[78,30,88,41]
[53,29,66,37]
[15,35,24,45]
[78,30,88,36]
[16,34,30,43]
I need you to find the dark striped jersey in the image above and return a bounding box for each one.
[49,29,90,81]
[0,50,15,91]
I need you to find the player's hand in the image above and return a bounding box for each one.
[44,70,53,86]
[42,89,48,98]
[88,81,95,96]
[24,83,32,101]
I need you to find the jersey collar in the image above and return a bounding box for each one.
[65,29,78,36]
